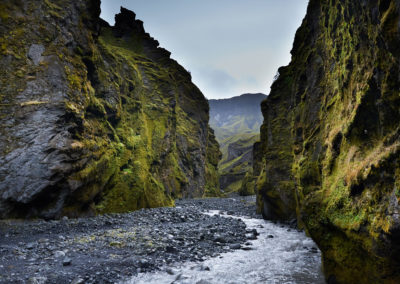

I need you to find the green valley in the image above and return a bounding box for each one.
[209,93,266,194]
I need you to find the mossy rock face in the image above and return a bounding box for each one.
[0,2,220,219]
[255,0,400,282]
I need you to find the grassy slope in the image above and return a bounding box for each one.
[210,98,264,193]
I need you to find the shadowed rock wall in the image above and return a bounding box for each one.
[0,1,220,218]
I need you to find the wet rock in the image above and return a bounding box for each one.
[229,243,241,250]
[166,246,178,254]
[245,233,257,240]
[62,257,71,266]
[138,259,150,269]
[198,264,210,271]
[71,277,84,284]
[166,268,178,275]
[213,235,227,243]
[241,246,253,251]
[26,242,36,250]
[54,251,65,258]
[196,280,212,284]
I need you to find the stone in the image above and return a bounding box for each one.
[71,277,84,284]
[229,243,241,250]
[62,257,71,266]
[54,251,65,258]
[27,44,45,65]
[26,242,36,250]
[245,233,257,240]
[166,268,177,275]
[196,280,212,284]
[199,265,210,271]
[213,235,227,243]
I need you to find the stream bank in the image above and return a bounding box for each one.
[0,196,324,283]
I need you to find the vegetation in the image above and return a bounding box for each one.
[209,94,265,195]
[0,2,220,218]
[254,0,400,282]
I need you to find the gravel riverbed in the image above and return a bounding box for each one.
[0,196,260,283]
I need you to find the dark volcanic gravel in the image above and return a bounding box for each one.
[0,196,260,283]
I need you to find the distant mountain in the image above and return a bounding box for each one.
[209,93,267,193]
[209,93,267,142]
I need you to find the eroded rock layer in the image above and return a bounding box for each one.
[0,1,220,219]
[256,0,400,282]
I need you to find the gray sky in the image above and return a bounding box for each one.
[100,1,308,99]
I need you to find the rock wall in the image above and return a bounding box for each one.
[0,1,220,219]
[256,0,400,283]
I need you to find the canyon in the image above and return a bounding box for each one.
[0,0,399,283]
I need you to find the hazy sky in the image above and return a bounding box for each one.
[100,1,309,99]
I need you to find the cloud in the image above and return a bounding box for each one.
[100,0,308,99]
[192,68,238,94]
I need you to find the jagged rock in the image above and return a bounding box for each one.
[255,0,400,282]
[0,1,220,219]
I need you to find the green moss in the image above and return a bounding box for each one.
[0,4,9,21]
[0,2,220,220]
[239,171,255,196]
[254,0,400,281]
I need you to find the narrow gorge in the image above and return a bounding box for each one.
[209,93,266,195]
[0,0,399,284]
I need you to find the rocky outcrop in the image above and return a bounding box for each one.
[256,0,400,283]
[0,1,220,219]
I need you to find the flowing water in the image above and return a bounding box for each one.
[126,210,325,284]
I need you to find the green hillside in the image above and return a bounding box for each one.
[209,93,266,194]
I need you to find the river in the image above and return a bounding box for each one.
[126,210,325,284]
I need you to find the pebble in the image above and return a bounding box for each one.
[62,257,72,266]
[199,265,210,271]
[166,268,177,275]
[229,243,241,250]
[1,196,260,283]
[71,277,84,284]
[54,251,65,258]
[26,242,36,250]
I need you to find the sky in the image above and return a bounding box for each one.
[100,1,309,99]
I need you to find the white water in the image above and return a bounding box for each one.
[125,210,325,284]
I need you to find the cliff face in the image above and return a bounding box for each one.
[0,1,220,219]
[256,0,400,282]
